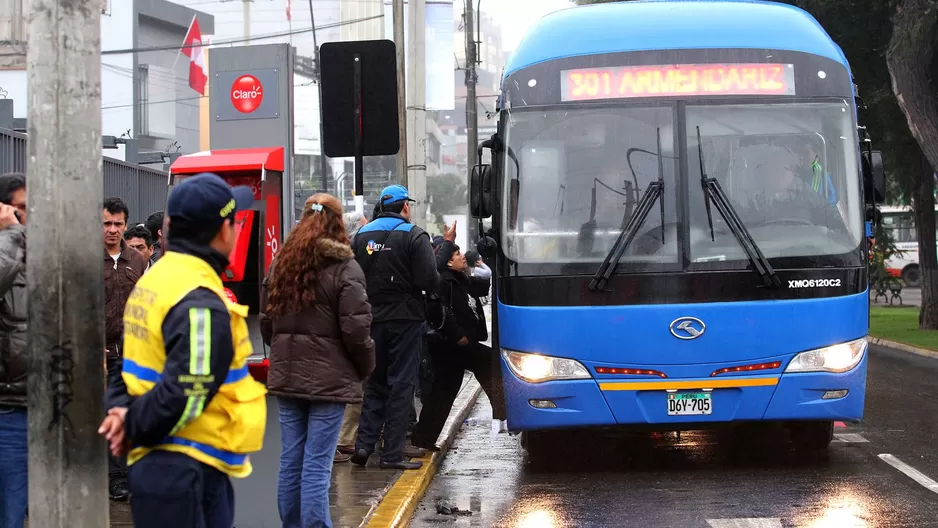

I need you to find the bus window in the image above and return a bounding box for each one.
[501,106,677,269]
[687,101,862,266]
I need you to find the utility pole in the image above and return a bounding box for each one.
[308,0,330,192]
[408,0,428,229]
[242,0,252,43]
[26,0,107,526]
[465,0,478,171]
[393,0,408,188]
[464,0,479,242]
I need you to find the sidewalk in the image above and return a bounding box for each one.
[108,310,493,526]
[104,377,477,527]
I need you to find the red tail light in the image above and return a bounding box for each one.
[710,361,781,377]
[594,367,667,378]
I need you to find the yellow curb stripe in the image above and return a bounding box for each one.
[364,382,483,528]
[599,377,779,391]
[364,451,439,528]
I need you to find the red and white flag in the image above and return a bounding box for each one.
[181,16,208,95]
[286,0,292,21]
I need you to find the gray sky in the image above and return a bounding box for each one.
[480,0,573,51]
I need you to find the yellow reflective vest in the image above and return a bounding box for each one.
[121,251,267,478]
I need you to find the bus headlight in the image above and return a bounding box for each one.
[784,337,868,374]
[502,349,591,383]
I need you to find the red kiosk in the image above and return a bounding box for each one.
[168,146,287,382]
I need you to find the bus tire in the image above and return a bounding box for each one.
[903,265,921,288]
[521,431,555,460]
[790,421,833,452]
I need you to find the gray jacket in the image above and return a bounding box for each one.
[0,225,27,407]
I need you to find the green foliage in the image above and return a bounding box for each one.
[870,217,903,287]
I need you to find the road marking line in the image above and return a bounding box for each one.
[707,519,783,528]
[833,433,869,443]
[879,454,938,494]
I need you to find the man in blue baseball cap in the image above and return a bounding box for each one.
[100,173,268,527]
[350,184,455,470]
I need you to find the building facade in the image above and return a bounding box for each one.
[0,0,214,162]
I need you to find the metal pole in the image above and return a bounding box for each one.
[309,0,330,191]
[465,0,479,242]
[354,54,364,200]
[26,0,107,526]
[242,0,251,44]
[393,0,408,185]
[465,0,478,171]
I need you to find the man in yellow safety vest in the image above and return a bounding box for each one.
[99,172,267,527]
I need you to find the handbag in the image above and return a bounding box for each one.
[425,282,454,346]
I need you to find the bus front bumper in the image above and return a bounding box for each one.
[501,352,867,432]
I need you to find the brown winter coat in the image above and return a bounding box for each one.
[104,239,146,352]
[260,238,375,404]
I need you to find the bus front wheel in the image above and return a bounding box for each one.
[521,431,556,460]
[789,421,833,452]
[903,265,921,288]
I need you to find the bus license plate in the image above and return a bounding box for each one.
[667,391,712,416]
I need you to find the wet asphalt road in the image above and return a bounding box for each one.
[413,345,938,527]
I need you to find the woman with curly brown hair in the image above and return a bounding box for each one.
[260,194,375,528]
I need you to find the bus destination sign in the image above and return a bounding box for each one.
[560,63,795,101]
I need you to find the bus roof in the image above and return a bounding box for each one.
[504,0,848,79]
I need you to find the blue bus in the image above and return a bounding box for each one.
[469,0,886,454]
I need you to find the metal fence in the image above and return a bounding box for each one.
[0,127,169,225]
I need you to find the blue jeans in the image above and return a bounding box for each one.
[277,398,345,528]
[0,407,27,528]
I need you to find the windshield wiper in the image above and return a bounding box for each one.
[696,126,781,288]
[589,128,666,292]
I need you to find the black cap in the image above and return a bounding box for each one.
[167,173,254,229]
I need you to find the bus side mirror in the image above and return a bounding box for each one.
[470,163,494,218]
[862,150,886,204]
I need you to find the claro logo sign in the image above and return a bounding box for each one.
[230,74,264,113]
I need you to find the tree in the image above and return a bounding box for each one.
[886,0,938,327]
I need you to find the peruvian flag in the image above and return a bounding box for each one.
[181,16,208,95]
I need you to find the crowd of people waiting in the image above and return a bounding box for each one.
[0,172,506,528]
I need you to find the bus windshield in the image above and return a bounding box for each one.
[501,106,679,269]
[501,100,863,271]
[687,101,862,266]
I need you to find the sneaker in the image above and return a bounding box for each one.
[109,478,130,502]
[334,450,351,463]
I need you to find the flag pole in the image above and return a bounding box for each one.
[171,14,197,73]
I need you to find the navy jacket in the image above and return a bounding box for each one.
[351,213,453,323]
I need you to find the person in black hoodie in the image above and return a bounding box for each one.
[411,244,507,450]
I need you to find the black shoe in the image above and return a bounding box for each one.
[402,445,426,458]
[350,448,371,466]
[380,459,423,470]
[109,478,130,502]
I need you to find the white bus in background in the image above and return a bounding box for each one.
[879,205,938,287]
